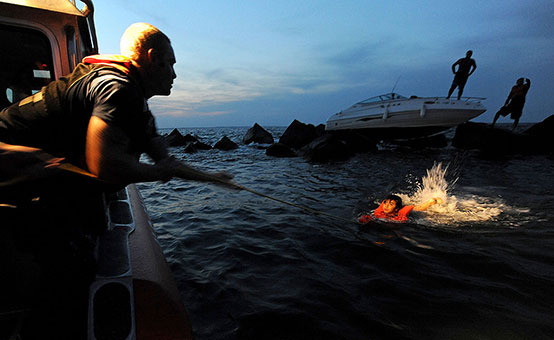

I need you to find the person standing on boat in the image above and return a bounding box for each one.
[0,22,231,187]
[446,50,477,100]
[491,77,531,130]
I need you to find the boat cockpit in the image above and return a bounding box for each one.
[357,93,407,105]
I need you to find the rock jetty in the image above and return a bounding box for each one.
[453,114,554,155]
[163,114,554,162]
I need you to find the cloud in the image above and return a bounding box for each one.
[153,61,357,119]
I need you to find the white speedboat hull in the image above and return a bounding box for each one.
[326,94,486,138]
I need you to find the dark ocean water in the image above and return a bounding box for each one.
[137,124,554,340]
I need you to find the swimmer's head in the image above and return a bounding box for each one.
[516,78,524,85]
[383,194,403,214]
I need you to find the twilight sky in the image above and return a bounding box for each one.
[92,0,554,128]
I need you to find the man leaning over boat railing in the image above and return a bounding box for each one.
[0,22,233,195]
[0,22,233,338]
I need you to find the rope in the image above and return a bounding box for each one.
[227,181,360,225]
[173,164,360,224]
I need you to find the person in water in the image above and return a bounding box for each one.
[358,194,443,223]
[491,77,531,130]
[447,50,477,100]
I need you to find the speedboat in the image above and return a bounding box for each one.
[325,93,486,139]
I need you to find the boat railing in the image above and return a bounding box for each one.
[353,96,486,109]
[424,96,486,103]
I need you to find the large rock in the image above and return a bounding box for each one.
[243,123,274,144]
[193,141,212,150]
[265,143,297,158]
[214,136,238,150]
[183,142,197,153]
[452,122,538,155]
[279,120,319,149]
[524,114,554,154]
[329,130,378,153]
[299,134,354,163]
[389,133,448,149]
[165,129,198,147]
[267,123,378,161]
[165,129,186,146]
[315,124,326,137]
[525,114,554,139]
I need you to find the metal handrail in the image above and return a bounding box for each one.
[425,96,486,102]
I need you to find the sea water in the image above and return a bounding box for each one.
[137,125,554,340]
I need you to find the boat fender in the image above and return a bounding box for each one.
[420,104,426,117]
[383,105,389,120]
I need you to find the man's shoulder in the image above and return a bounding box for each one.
[86,67,142,97]
[92,66,134,83]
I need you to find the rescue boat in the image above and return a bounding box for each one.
[0,1,193,338]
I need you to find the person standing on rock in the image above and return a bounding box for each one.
[447,50,477,100]
[491,78,531,130]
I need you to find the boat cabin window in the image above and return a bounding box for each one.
[0,24,54,110]
[358,93,406,105]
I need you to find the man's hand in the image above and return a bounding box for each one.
[154,156,180,182]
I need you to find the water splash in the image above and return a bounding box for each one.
[398,162,503,226]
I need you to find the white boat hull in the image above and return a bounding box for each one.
[326,95,486,138]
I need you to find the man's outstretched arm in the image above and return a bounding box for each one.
[86,116,233,186]
[86,116,173,185]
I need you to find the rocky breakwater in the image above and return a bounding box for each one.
[164,128,237,153]
[263,120,377,162]
[164,121,378,163]
[452,114,554,156]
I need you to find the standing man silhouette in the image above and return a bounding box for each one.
[447,50,477,100]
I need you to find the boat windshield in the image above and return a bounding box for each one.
[358,93,406,104]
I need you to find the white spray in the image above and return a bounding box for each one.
[398,162,503,226]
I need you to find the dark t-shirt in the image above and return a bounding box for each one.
[67,67,158,159]
[454,57,476,76]
[0,64,158,166]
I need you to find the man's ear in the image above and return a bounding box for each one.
[147,48,156,64]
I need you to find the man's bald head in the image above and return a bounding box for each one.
[120,22,171,65]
